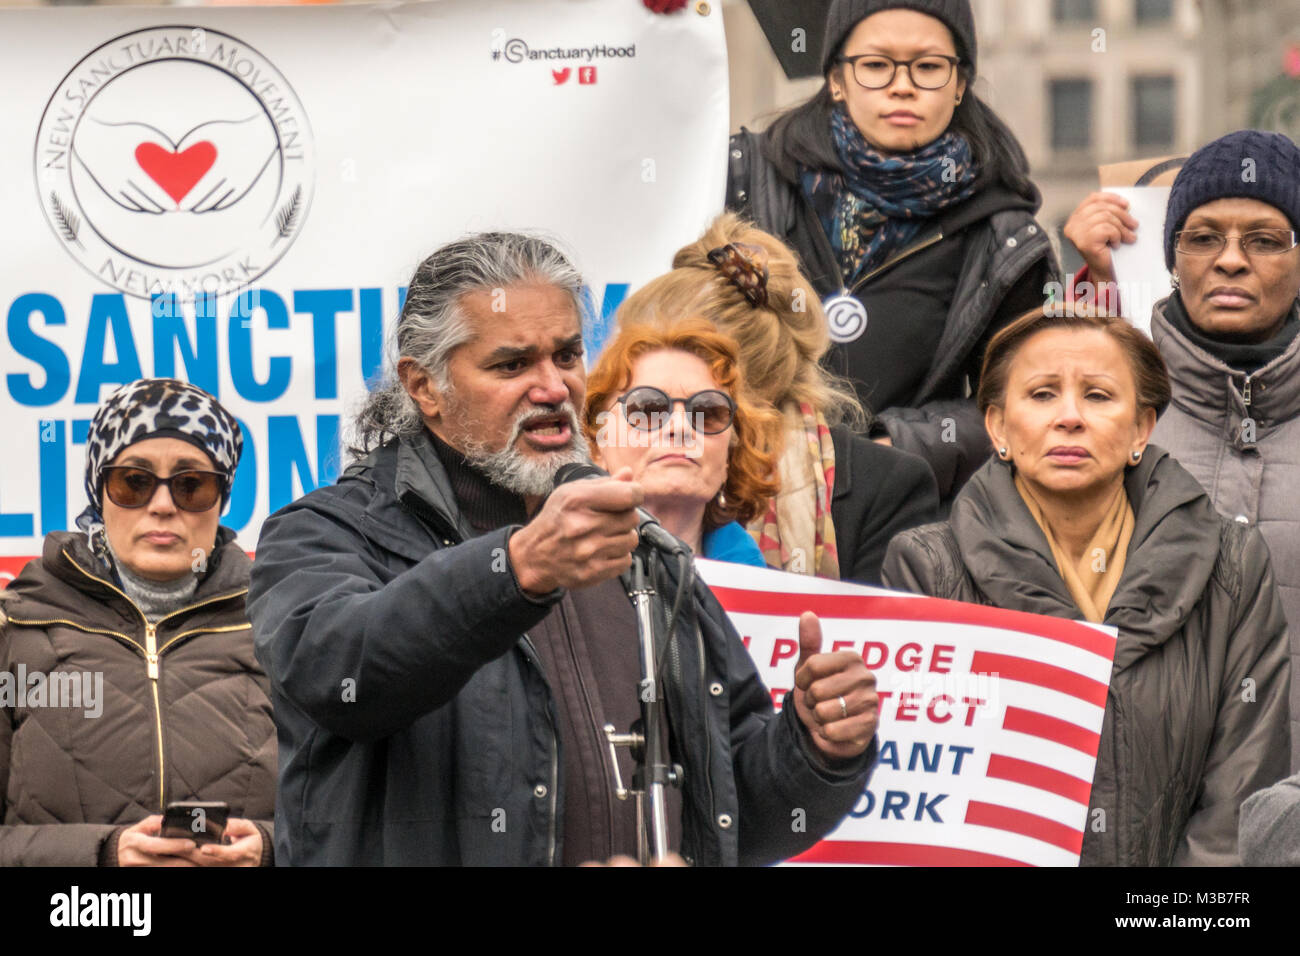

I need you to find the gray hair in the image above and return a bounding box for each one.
[348,232,587,458]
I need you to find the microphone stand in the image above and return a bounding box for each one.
[603,544,682,864]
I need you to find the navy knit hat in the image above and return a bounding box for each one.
[1164,129,1300,269]
[821,0,977,76]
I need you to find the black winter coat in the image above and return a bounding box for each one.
[247,431,876,866]
[728,129,1060,501]
[829,425,939,584]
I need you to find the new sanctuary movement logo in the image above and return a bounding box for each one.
[34,26,315,300]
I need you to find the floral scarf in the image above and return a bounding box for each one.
[748,402,840,579]
[802,104,979,289]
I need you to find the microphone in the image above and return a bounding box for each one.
[552,462,690,555]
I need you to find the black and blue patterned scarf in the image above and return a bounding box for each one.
[802,104,980,289]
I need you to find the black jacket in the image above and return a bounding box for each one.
[728,129,1060,501]
[247,431,876,865]
[829,425,939,584]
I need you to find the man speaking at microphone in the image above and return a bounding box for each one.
[247,232,878,866]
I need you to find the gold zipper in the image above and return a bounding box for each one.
[145,620,160,679]
[849,229,944,296]
[56,548,247,809]
[59,547,248,640]
[3,616,249,660]
[145,619,165,806]
[153,587,250,628]
[4,617,141,649]
[158,623,251,654]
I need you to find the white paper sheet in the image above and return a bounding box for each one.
[1103,187,1172,337]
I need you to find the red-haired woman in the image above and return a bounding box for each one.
[583,318,780,566]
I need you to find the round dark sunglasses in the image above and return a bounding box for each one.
[101,466,225,512]
[617,386,736,435]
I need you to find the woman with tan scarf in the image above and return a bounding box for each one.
[881,305,1290,865]
[611,213,939,584]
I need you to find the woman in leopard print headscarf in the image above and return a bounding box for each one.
[0,379,275,867]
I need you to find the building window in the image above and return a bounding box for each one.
[1053,0,1096,22]
[1051,79,1093,151]
[1132,76,1176,151]
[1135,0,1173,24]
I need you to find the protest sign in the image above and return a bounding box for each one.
[696,559,1118,866]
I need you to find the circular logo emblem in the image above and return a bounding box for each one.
[35,26,314,300]
[824,293,868,343]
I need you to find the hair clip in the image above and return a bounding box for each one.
[707,242,770,308]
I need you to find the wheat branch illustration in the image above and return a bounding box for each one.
[274,185,302,241]
[50,192,82,247]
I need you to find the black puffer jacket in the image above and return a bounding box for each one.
[728,129,1060,501]
[882,449,1291,865]
[247,431,876,866]
[0,529,275,866]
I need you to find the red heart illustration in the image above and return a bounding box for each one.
[134,141,217,205]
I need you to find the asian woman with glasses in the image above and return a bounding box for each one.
[726,0,1059,508]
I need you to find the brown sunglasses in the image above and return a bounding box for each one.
[101,466,225,512]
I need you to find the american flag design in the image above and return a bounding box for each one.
[696,559,1117,867]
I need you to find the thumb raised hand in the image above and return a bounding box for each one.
[794,611,822,674]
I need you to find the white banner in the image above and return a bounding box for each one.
[0,0,728,575]
[696,559,1118,867]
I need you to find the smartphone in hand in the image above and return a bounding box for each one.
[161,801,230,845]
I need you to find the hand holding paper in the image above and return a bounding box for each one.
[792,611,879,760]
[1063,191,1140,284]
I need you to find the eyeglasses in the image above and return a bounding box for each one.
[616,387,736,435]
[838,53,961,91]
[1174,229,1299,257]
[101,467,226,512]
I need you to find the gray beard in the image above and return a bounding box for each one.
[453,400,592,498]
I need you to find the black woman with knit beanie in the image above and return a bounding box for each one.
[727,0,1059,506]
[1067,129,1300,777]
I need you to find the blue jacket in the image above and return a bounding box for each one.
[701,521,765,567]
[247,432,875,865]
